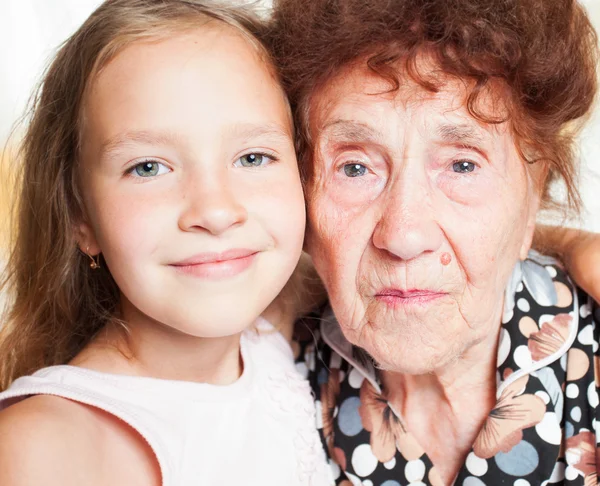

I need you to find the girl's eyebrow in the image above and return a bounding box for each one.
[225,122,292,143]
[100,130,183,159]
[100,123,292,159]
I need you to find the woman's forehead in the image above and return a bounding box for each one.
[310,64,510,147]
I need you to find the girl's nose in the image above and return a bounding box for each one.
[178,178,248,235]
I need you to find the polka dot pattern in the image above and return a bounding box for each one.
[566,383,579,398]
[466,453,488,476]
[495,440,539,476]
[338,397,363,437]
[351,444,378,477]
[405,459,426,482]
[517,298,531,312]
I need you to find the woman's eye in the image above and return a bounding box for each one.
[131,161,170,178]
[236,153,273,168]
[343,163,368,178]
[452,160,476,174]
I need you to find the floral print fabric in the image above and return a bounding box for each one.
[294,253,600,485]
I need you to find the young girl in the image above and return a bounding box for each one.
[0,1,331,484]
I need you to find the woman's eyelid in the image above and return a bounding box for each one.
[451,157,480,168]
[333,149,375,170]
[431,149,484,171]
[453,144,488,164]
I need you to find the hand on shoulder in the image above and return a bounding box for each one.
[534,225,600,300]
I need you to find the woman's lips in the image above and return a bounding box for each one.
[375,289,447,307]
[170,249,259,279]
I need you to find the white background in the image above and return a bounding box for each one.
[0,0,598,231]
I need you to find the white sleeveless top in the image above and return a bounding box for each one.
[0,319,333,486]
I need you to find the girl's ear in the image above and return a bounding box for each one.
[75,221,101,256]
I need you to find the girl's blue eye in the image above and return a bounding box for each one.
[343,163,367,178]
[236,153,272,168]
[131,161,170,178]
[452,161,476,173]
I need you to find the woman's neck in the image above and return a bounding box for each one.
[72,299,244,385]
[381,328,500,484]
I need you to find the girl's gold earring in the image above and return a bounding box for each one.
[86,247,100,269]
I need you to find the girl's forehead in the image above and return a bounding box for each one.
[77,31,293,171]
[89,26,261,90]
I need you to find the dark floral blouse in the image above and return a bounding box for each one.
[293,252,600,485]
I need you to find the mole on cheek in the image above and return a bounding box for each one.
[441,252,452,266]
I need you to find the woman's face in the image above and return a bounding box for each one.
[306,63,544,374]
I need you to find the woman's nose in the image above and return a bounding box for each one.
[178,175,248,235]
[372,174,443,261]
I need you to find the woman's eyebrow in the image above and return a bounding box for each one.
[319,120,382,144]
[436,123,488,147]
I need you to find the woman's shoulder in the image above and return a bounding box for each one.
[0,395,99,484]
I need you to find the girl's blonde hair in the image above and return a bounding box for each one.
[0,0,277,391]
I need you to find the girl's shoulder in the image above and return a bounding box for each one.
[0,394,160,486]
[0,395,97,484]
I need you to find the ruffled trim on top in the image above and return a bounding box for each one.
[266,367,334,485]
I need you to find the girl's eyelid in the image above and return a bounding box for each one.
[123,157,172,175]
[124,160,173,181]
[233,147,280,161]
[232,149,280,168]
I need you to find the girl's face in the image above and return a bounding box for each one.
[77,27,305,338]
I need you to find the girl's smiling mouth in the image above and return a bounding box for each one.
[170,249,260,279]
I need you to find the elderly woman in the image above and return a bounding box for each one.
[268,0,600,484]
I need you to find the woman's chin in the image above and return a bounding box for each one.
[375,351,451,375]
[359,326,466,376]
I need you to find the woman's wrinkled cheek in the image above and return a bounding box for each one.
[305,207,339,278]
[307,196,379,336]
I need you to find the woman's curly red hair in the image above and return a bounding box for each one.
[267,0,598,212]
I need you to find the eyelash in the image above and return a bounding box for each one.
[233,151,279,168]
[124,158,171,178]
[123,150,280,175]
[450,158,479,174]
[335,153,372,172]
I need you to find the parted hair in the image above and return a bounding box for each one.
[0,0,274,391]
[267,0,598,211]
